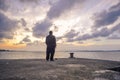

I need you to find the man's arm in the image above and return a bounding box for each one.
[45,36,48,45]
[54,36,56,48]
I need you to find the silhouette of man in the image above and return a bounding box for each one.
[45,31,56,61]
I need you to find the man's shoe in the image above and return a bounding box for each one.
[50,59,54,61]
[46,59,49,61]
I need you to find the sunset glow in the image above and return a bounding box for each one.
[0,0,120,51]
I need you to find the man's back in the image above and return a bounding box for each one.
[46,35,56,48]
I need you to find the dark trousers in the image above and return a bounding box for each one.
[46,47,55,61]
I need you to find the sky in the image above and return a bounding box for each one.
[0,0,120,51]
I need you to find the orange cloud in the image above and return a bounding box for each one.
[0,43,26,49]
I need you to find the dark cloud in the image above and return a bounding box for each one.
[93,2,120,28]
[75,34,92,41]
[92,27,111,37]
[21,18,27,26]
[22,36,31,42]
[19,36,31,44]
[47,0,84,19]
[19,0,39,3]
[64,29,79,42]
[108,35,120,39]
[107,26,120,39]
[24,28,31,32]
[32,19,52,37]
[0,0,8,11]
[53,25,59,32]
[63,29,91,42]
[0,12,18,39]
[65,30,79,38]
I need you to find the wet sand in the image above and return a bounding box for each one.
[0,58,120,80]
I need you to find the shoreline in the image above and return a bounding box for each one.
[0,58,120,80]
[0,57,120,62]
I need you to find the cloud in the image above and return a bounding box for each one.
[22,36,31,42]
[20,18,27,26]
[76,23,120,41]
[52,25,59,32]
[18,36,31,44]
[108,35,120,39]
[75,34,92,41]
[32,0,84,38]
[64,29,79,42]
[27,40,40,46]
[19,0,39,3]
[0,12,18,39]
[47,0,84,19]
[92,27,111,37]
[64,2,120,42]
[63,23,120,42]
[93,39,101,41]
[92,2,120,28]
[0,0,8,11]
[65,30,79,38]
[32,19,52,37]
[24,28,31,32]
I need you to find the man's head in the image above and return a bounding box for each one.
[49,31,53,35]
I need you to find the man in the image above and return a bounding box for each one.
[45,31,56,61]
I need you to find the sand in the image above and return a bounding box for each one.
[0,58,120,80]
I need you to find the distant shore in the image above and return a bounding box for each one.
[0,58,120,80]
[1,49,120,52]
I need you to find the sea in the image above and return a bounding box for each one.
[0,50,120,61]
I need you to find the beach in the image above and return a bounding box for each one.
[0,58,120,80]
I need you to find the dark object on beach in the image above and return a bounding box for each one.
[69,53,75,58]
[108,66,120,72]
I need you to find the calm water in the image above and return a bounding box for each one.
[0,51,120,61]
